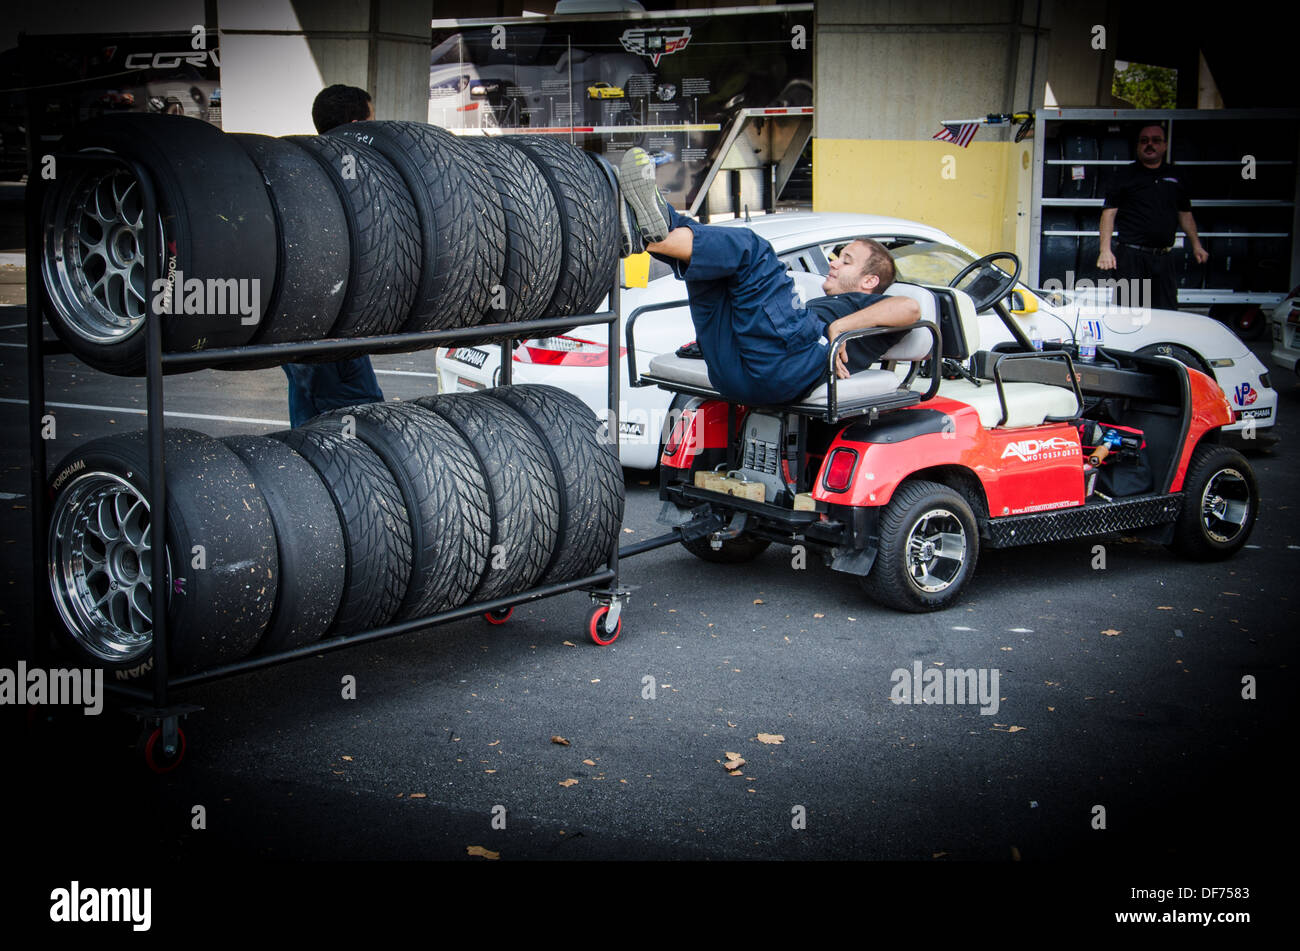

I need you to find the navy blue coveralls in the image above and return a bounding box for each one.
[655,206,899,405]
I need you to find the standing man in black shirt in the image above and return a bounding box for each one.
[1097,122,1208,311]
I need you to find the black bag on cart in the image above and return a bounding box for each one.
[1079,422,1154,497]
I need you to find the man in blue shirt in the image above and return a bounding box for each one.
[281,85,385,426]
[617,148,919,405]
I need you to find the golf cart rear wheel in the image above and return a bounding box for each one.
[680,532,771,564]
[1169,445,1257,560]
[861,480,979,612]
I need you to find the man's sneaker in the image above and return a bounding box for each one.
[618,147,672,246]
[590,152,644,257]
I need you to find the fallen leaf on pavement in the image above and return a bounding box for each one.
[551,735,570,746]
[409,793,427,799]
[558,779,579,788]
[1102,629,1121,636]
[583,759,596,766]
[756,733,785,745]
[467,846,499,860]
[562,640,576,647]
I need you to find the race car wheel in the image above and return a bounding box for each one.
[1169,445,1257,560]
[680,532,771,564]
[1136,343,1211,377]
[41,114,276,375]
[587,605,621,646]
[861,480,979,613]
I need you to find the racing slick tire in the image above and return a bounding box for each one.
[860,479,979,613]
[222,434,346,653]
[1169,444,1257,560]
[41,114,276,375]
[47,429,277,677]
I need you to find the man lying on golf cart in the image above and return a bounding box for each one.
[615,152,1258,613]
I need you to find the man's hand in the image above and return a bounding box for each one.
[1192,244,1209,265]
[826,296,920,380]
[1097,249,1116,270]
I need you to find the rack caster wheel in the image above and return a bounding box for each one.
[483,607,514,625]
[586,605,621,646]
[138,726,187,774]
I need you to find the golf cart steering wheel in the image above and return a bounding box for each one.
[948,252,1021,312]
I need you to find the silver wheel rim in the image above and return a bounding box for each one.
[905,508,967,593]
[48,472,169,663]
[42,161,164,345]
[1200,468,1251,544]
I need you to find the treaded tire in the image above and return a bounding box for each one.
[222,435,345,652]
[286,134,419,337]
[681,533,771,564]
[230,134,349,346]
[860,479,979,613]
[328,121,478,332]
[488,384,624,585]
[41,114,276,375]
[500,136,618,317]
[46,428,276,677]
[414,393,561,601]
[269,427,411,635]
[1169,444,1257,560]
[465,136,561,328]
[306,402,492,617]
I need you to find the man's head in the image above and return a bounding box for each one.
[312,84,374,133]
[822,238,896,296]
[1136,123,1168,168]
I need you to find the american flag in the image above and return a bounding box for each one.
[932,122,979,148]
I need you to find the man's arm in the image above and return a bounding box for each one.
[1098,207,1118,269]
[826,296,921,378]
[1177,210,1209,264]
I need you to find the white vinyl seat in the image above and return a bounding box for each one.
[925,377,1082,428]
[645,279,938,410]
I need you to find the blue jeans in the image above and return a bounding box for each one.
[282,357,384,428]
[651,206,828,405]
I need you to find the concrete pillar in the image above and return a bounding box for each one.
[218,0,432,136]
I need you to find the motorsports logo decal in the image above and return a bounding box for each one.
[1000,436,1076,462]
[1234,382,1258,406]
[619,26,692,66]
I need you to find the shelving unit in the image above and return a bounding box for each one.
[1030,108,1300,308]
[26,151,635,768]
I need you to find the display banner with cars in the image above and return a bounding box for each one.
[429,4,812,209]
[3,30,222,176]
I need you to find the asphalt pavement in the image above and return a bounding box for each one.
[0,306,1294,919]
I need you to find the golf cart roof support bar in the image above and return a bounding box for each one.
[989,349,1084,427]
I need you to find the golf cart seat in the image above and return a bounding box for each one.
[643,278,941,419]
[913,280,1082,428]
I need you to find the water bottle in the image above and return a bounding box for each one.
[1079,323,1096,363]
[1030,326,1043,351]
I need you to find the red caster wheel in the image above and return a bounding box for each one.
[587,605,621,646]
[140,726,187,774]
[483,607,514,625]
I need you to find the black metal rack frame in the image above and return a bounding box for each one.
[26,151,633,754]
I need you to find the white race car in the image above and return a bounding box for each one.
[1268,286,1300,383]
[436,212,1278,468]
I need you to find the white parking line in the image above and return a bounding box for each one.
[0,397,288,427]
[374,369,439,378]
[1008,628,1034,633]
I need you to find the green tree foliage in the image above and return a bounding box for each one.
[1112,62,1178,109]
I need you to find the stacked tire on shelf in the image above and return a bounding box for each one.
[39,114,618,372]
[47,386,625,677]
[41,113,626,675]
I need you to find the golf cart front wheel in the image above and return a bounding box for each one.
[861,480,979,612]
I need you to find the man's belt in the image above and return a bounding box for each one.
[1118,241,1174,255]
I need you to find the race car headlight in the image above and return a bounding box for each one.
[1208,358,1235,368]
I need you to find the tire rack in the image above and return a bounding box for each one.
[26,151,633,761]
